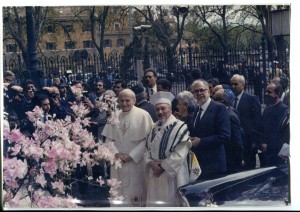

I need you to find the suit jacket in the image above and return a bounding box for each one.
[190,100,231,179]
[260,101,289,166]
[236,92,262,145]
[226,106,244,173]
[137,100,158,122]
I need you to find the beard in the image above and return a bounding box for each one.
[158,117,167,123]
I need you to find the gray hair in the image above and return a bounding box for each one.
[119,88,136,99]
[104,89,116,97]
[177,90,197,114]
[231,74,245,86]
[191,79,209,90]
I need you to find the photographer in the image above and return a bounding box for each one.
[3,71,23,129]
[70,80,95,109]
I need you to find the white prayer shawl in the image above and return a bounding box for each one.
[102,106,153,207]
[145,114,191,207]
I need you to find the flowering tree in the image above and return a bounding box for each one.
[2,101,123,208]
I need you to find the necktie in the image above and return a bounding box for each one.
[193,107,203,128]
[233,97,238,109]
[150,88,154,95]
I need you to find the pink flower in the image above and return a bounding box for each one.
[3,158,28,179]
[42,159,57,176]
[107,110,121,126]
[10,144,21,156]
[10,129,24,144]
[51,180,65,194]
[35,174,47,188]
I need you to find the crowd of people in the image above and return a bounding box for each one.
[3,66,290,207]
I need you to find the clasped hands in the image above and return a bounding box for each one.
[150,160,165,177]
[115,152,133,163]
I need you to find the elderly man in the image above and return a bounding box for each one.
[190,79,231,180]
[102,89,154,207]
[230,74,262,169]
[145,91,191,207]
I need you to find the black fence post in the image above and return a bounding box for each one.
[188,40,192,71]
[261,37,267,85]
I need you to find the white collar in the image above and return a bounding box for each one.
[236,91,244,100]
[200,97,211,112]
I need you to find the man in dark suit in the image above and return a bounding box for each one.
[131,83,158,122]
[190,79,231,180]
[212,88,244,173]
[143,68,158,101]
[259,82,289,167]
[230,74,263,170]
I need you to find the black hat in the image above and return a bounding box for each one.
[131,83,145,95]
[58,83,68,88]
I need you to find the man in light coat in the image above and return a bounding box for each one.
[102,89,153,207]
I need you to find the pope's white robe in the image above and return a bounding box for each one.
[145,114,191,207]
[102,106,153,207]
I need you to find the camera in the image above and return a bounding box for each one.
[80,91,89,101]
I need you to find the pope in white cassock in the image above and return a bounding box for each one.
[145,91,191,207]
[102,89,154,207]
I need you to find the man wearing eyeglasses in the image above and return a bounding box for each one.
[190,79,231,180]
[143,68,158,100]
[230,74,262,170]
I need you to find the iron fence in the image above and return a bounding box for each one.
[3,41,289,102]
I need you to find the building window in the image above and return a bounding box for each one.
[64,24,74,33]
[117,38,125,47]
[114,22,120,31]
[46,25,55,33]
[104,39,112,48]
[65,41,76,49]
[46,42,56,50]
[83,40,93,48]
[82,22,91,32]
[6,44,17,53]
[113,7,121,15]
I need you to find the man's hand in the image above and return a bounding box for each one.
[190,137,201,147]
[52,98,60,107]
[83,98,94,109]
[150,160,165,177]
